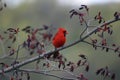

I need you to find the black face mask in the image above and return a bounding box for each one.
[63,31,67,37]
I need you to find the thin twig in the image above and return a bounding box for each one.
[83,40,120,53]
[0,44,22,59]
[14,45,22,62]
[80,20,89,39]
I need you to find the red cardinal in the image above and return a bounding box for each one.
[52,27,68,48]
[47,28,68,59]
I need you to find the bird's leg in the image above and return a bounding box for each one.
[46,47,57,59]
[54,47,57,51]
[53,47,60,59]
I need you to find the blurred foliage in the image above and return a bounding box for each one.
[0,0,120,80]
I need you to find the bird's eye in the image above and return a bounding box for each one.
[63,31,66,34]
[63,30,67,36]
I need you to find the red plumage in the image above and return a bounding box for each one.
[52,28,67,48]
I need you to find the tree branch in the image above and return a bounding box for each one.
[0,18,120,74]
[18,69,77,80]
[83,41,120,53]
[80,20,89,39]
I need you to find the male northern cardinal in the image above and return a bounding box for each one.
[52,28,68,48]
[48,28,68,58]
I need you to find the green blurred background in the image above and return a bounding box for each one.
[0,0,120,80]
